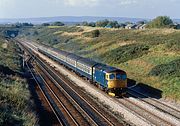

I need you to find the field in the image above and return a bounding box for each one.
[0,36,37,125]
[19,26,180,101]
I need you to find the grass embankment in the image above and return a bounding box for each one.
[19,26,180,101]
[0,37,37,125]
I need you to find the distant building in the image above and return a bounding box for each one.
[135,24,143,29]
[174,24,180,29]
[125,24,137,29]
[177,24,180,29]
[105,25,112,28]
[139,24,146,29]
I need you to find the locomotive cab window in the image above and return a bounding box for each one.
[122,74,127,80]
[116,73,121,79]
[109,73,115,80]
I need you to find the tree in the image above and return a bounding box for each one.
[82,21,89,26]
[96,19,109,27]
[137,20,146,25]
[51,21,65,26]
[107,21,120,28]
[88,22,96,27]
[22,23,33,27]
[42,23,50,26]
[147,16,173,28]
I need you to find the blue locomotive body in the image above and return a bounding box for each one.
[93,64,108,88]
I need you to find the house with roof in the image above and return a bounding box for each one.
[139,24,146,29]
[125,24,137,29]
[135,24,143,29]
[105,25,113,28]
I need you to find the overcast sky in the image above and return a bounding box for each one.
[0,0,180,19]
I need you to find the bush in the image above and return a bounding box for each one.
[33,31,38,36]
[149,59,180,77]
[102,44,149,64]
[92,30,100,37]
[77,28,84,32]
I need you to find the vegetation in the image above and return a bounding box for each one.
[81,19,120,28]
[102,44,149,64]
[42,23,50,26]
[51,21,65,26]
[11,23,34,28]
[147,16,173,28]
[82,21,96,27]
[18,26,180,101]
[92,30,100,37]
[83,29,100,38]
[149,59,180,77]
[0,37,37,125]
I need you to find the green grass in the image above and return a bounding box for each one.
[19,26,180,101]
[0,77,36,126]
[0,37,37,126]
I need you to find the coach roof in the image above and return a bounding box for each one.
[77,57,98,67]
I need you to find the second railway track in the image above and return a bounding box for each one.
[128,88,180,120]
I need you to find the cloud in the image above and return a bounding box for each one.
[118,0,137,5]
[0,0,15,8]
[64,0,99,7]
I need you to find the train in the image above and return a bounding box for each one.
[37,45,127,96]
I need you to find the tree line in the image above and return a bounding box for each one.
[40,16,179,29]
[79,16,180,29]
[7,16,179,29]
[42,21,65,26]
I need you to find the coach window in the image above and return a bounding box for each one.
[109,73,115,80]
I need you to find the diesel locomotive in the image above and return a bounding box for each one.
[37,45,127,96]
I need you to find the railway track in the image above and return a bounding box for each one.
[118,95,174,126]
[36,62,101,126]
[26,61,64,126]
[19,41,120,126]
[128,88,180,120]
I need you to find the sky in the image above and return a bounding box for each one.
[0,0,180,19]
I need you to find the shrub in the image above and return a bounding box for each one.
[33,31,38,36]
[102,44,150,64]
[92,30,100,37]
[149,59,180,77]
[77,28,84,32]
